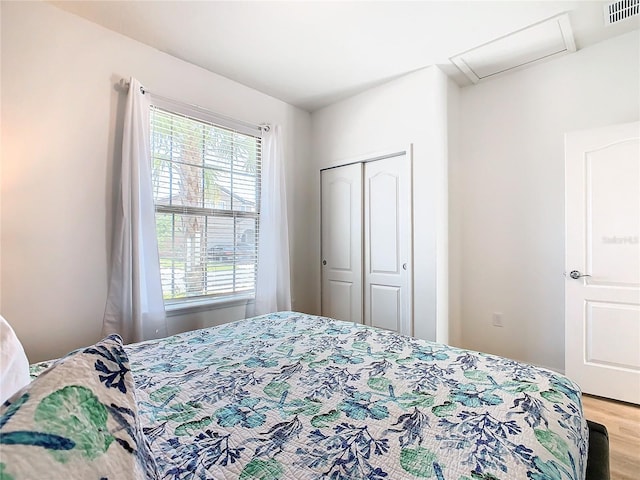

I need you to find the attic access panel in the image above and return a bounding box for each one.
[451,13,576,84]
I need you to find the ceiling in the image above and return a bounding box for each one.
[49,1,639,112]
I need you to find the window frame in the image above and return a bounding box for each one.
[148,96,262,313]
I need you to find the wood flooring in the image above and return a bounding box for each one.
[582,394,640,480]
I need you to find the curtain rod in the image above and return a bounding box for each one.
[121,79,270,133]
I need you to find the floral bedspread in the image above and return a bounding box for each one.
[121,312,585,479]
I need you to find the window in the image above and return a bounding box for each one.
[150,105,261,306]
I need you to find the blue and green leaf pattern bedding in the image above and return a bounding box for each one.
[122,312,588,480]
[3,335,158,479]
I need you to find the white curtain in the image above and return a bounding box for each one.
[253,125,292,315]
[103,78,167,343]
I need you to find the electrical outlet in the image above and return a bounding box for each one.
[492,312,504,327]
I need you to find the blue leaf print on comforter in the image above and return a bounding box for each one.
[122,312,588,480]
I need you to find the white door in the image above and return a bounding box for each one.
[321,164,363,323]
[565,121,640,405]
[364,155,412,335]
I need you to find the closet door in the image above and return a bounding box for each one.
[364,155,412,335]
[321,164,363,323]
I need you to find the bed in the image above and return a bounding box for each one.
[1,311,589,479]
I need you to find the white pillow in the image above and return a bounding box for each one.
[0,314,30,403]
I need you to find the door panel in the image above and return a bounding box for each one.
[328,184,353,270]
[586,301,640,369]
[565,121,640,404]
[587,143,640,287]
[327,281,354,323]
[364,155,412,335]
[370,284,401,332]
[321,164,363,323]
[369,173,400,273]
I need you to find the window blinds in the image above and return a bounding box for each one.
[150,105,261,303]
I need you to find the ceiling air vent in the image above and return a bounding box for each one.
[604,0,640,25]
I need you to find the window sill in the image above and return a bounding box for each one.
[165,295,254,317]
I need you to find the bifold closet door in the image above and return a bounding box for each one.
[364,155,412,335]
[321,164,363,323]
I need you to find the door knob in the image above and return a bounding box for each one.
[568,270,591,279]
[322,260,327,266]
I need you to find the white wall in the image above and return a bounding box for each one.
[454,30,640,371]
[0,2,3,314]
[0,1,313,362]
[447,77,461,347]
[311,67,451,342]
